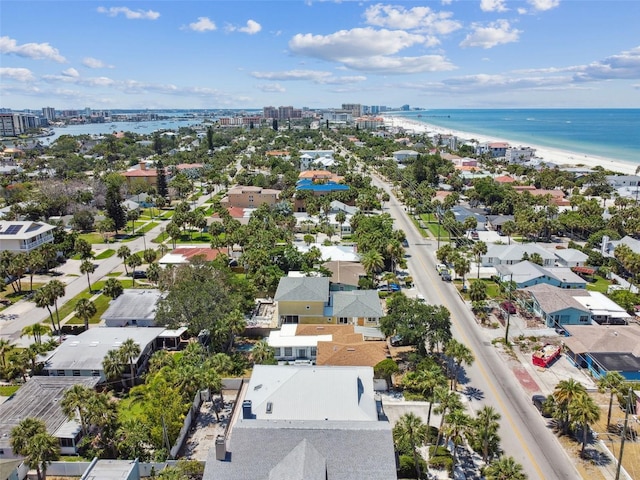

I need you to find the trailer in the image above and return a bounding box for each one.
[532,344,561,368]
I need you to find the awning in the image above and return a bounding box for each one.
[572,266,596,275]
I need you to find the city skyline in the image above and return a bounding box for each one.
[1,1,639,110]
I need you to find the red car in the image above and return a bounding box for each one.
[500,301,516,314]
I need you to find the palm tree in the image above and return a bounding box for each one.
[10,417,60,480]
[484,456,527,480]
[103,278,124,300]
[75,298,97,331]
[474,405,501,463]
[0,338,15,371]
[469,279,487,302]
[569,393,600,457]
[442,409,471,463]
[126,255,142,286]
[21,323,49,345]
[335,211,346,239]
[251,340,275,365]
[117,245,132,275]
[146,262,161,285]
[445,339,474,390]
[48,280,66,332]
[597,371,624,430]
[434,387,463,447]
[472,241,487,278]
[61,384,93,435]
[552,378,587,434]
[33,286,56,334]
[452,254,471,285]
[501,221,517,246]
[360,250,384,280]
[120,338,141,387]
[80,259,96,292]
[392,413,429,480]
[102,349,125,388]
[414,365,447,443]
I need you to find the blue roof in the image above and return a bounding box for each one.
[296,180,349,192]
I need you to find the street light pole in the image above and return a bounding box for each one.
[615,388,633,480]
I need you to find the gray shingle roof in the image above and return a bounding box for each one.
[205,422,396,480]
[523,284,590,315]
[101,289,163,324]
[274,277,330,303]
[331,290,383,318]
[268,438,326,480]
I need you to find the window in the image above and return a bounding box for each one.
[59,438,74,447]
[274,348,281,357]
[310,347,317,357]
[91,370,100,377]
[281,315,299,324]
[72,370,80,376]
[366,317,377,323]
[56,370,65,376]
[338,317,348,324]
[297,349,306,358]
[579,316,589,323]
[284,347,292,357]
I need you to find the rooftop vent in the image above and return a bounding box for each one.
[266,402,273,414]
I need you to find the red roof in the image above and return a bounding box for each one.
[572,266,596,275]
[494,175,515,183]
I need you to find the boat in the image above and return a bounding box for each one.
[532,344,561,368]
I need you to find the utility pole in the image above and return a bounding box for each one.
[504,273,513,345]
[615,388,633,480]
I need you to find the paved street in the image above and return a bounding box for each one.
[371,173,581,480]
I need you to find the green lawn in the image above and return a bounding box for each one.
[78,232,107,245]
[586,275,611,294]
[137,221,159,234]
[458,278,502,301]
[66,294,112,325]
[152,231,211,244]
[0,385,20,396]
[95,249,115,259]
[3,283,44,301]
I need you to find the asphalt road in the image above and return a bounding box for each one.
[371,174,580,480]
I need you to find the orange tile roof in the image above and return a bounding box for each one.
[494,175,515,183]
[123,169,157,177]
[176,163,204,170]
[298,170,333,179]
[266,150,290,156]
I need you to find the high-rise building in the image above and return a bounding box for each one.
[0,113,39,136]
[401,104,410,111]
[42,107,56,121]
[278,106,294,119]
[342,103,362,118]
[263,106,278,119]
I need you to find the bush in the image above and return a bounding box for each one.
[398,454,428,479]
[429,454,453,474]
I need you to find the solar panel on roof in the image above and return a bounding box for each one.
[2,224,22,235]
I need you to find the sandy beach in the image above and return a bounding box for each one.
[383,115,639,176]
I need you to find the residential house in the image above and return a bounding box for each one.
[0,220,55,252]
[329,200,358,216]
[122,162,159,188]
[101,289,163,327]
[520,284,631,327]
[477,142,509,158]
[554,248,589,268]
[494,175,516,184]
[496,261,587,289]
[324,260,366,291]
[451,205,487,230]
[273,277,383,326]
[392,150,419,163]
[203,365,397,480]
[602,235,640,257]
[221,185,281,209]
[268,324,388,366]
[505,147,537,164]
[512,185,569,206]
[158,246,225,266]
[563,325,640,380]
[295,244,360,262]
[481,244,556,267]
[42,327,166,382]
[486,215,515,234]
[605,175,640,188]
[0,377,99,459]
[520,284,592,328]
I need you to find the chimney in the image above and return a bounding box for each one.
[139,161,146,171]
[242,400,253,419]
[215,435,227,461]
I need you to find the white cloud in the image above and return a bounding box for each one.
[0,67,35,82]
[97,6,160,20]
[250,69,366,84]
[0,36,66,62]
[528,0,560,11]
[82,57,114,69]
[290,27,426,60]
[228,19,262,35]
[363,4,462,35]
[517,7,528,14]
[258,83,286,93]
[480,0,508,12]
[188,17,216,32]
[62,68,79,78]
[339,54,455,74]
[460,20,521,49]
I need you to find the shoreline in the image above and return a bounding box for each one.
[382,115,638,176]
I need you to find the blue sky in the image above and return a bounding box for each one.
[1,1,639,110]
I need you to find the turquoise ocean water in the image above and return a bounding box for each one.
[389,109,639,165]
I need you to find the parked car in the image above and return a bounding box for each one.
[401,239,409,248]
[500,301,516,314]
[390,335,414,347]
[378,283,401,292]
[130,270,147,279]
[532,394,552,417]
[471,231,479,240]
[436,264,447,274]
[441,272,452,282]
